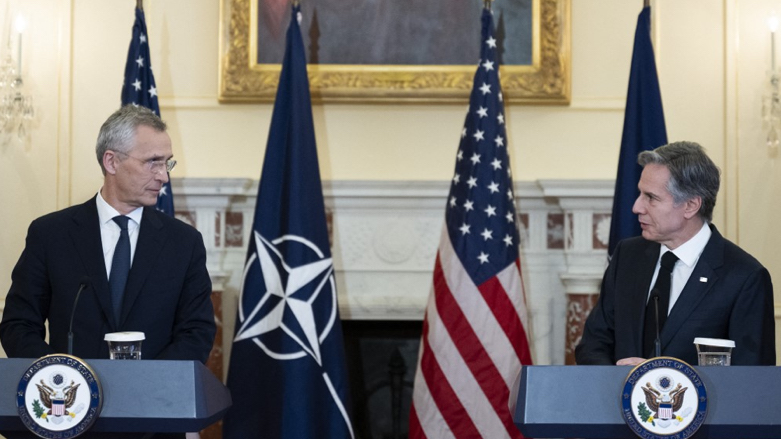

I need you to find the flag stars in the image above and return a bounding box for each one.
[470,153,481,165]
[499,91,504,102]
[132,79,142,91]
[491,158,502,170]
[478,252,490,264]
[480,83,492,95]
[507,189,514,200]
[453,173,461,184]
[148,85,157,98]
[460,223,471,235]
[136,56,145,68]
[497,113,505,124]
[457,150,464,161]
[486,36,497,48]
[503,234,513,246]
[464,200,475,211]
[484,205,497,217]
[494,135,505,147]
[506,212,515,223]
[473,130,485,142]
[481,228,493,241]
[140,34,147,44]
[461,127,467,138]
[482,60,495,72]
[467,177,478,188]
[488,182,500,193]
[450,196,457,207]
[476,106,488,118]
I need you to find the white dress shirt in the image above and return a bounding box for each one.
[96,191,143,278]
[648,221,712,314]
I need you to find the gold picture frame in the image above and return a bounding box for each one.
[219,0,570,104]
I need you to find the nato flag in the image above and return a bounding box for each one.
[608,6,667,255]
[223,5,354,439]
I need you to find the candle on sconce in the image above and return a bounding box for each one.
[769,12,779,71]
[13,14,27,77]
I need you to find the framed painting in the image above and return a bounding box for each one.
[219,0,570,103]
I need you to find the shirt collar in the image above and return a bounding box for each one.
[660,222,711,268]
[96,190,144,226]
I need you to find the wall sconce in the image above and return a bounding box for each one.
[0,13,34,142]
[764,12,780,157]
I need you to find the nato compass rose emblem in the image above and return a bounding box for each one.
[236,231,338,365]
[17,354,102,438]
[621,357,707,439]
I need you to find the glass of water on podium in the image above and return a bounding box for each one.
[693,337,735,366]
[105,331,145,360]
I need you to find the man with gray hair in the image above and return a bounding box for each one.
[1,105,215,366]
[576,141,775,366]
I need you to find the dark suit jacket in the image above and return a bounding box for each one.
[575,225,775,365]
[0,197,215,363]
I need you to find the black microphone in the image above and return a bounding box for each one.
[653,290,662,358]
[67,276,91,356]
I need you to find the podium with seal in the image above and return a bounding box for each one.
[513,362,781,439]
[0,356,231,437]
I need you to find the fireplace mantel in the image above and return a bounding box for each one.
[172,178,613,366]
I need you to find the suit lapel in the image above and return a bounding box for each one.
[629,241,660,352]
[661,227,723,350]
[68,197,116,328]
[120,208,166,326]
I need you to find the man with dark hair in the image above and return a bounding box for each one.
[576,141,775,366]
[1,105,215,363]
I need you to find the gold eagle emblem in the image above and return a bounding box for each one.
[35,379,80,416]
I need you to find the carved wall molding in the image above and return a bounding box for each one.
[172,178,612,366]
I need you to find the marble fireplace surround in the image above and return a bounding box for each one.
[174,178,614,368]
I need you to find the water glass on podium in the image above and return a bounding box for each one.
[693,337,735,366]
[105,331,145,360]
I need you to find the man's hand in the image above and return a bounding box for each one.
[616,357,646,366]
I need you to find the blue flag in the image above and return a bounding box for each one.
[121,6,174,216]
[608,6,667,255]
[223,5,354,439]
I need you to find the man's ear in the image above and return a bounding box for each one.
[683,196,702,219]
[103,151,119,175]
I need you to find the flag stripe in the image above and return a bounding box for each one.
[484,267,533,365]
[420,274,507,438]
[415,307,479,438]
[437,228,521,390]
[433,252,521,438]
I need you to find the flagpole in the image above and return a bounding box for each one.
[484,0,493,9]
[136,0,143,11]
[644,0,649,7]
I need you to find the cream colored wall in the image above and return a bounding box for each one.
[0,0,779,360]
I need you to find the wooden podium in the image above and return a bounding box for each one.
[514,365,781,439]
[0,358,231,436]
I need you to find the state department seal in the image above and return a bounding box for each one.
[17,354,102,438]
[621,357,707,439]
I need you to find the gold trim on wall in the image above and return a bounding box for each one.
[219,0,570,104]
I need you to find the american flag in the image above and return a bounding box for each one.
[121,5,174,216]
[409,6,533,439]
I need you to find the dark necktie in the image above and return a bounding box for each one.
[643,251,679,358]
[109,216,131,324]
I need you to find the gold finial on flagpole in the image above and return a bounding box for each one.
[292,0,300,6]
[644,0,650,7]
[484,0,493,10]
[136,0,143,10]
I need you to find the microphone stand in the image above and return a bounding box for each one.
[653,294,662,358]
[68,279,90,355]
